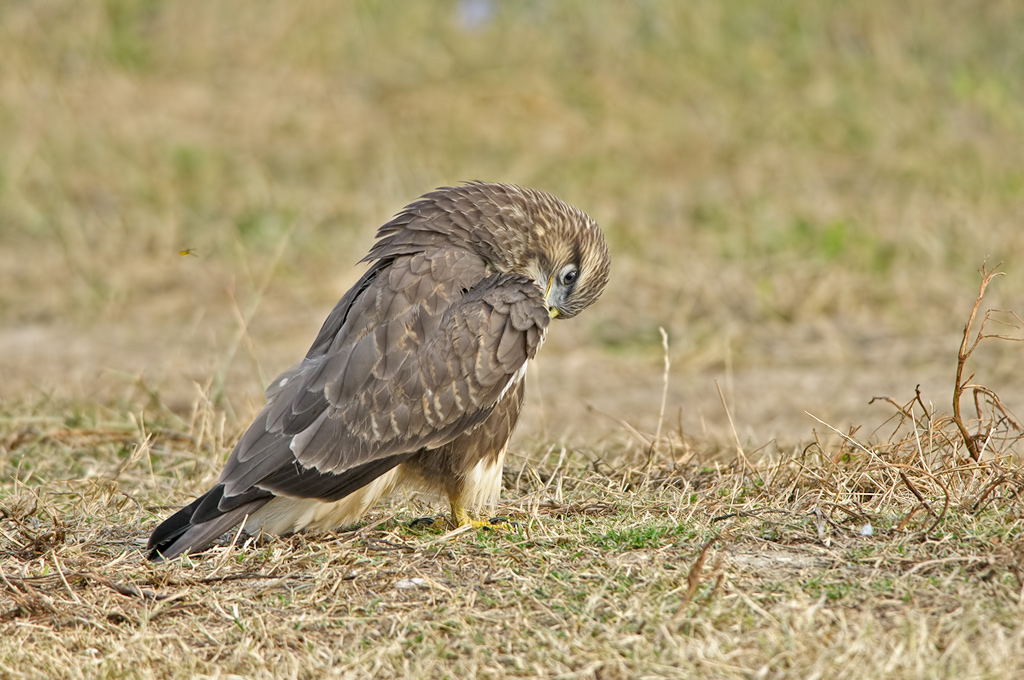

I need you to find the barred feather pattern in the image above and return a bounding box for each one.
[148,182,609,560]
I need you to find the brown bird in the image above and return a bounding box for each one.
[148,182,610,560]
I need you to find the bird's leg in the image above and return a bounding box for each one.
[450,498,472,527]
[449,497,518,530]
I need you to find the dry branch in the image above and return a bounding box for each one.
[952,265,1004,460]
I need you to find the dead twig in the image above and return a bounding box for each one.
[951,264,1024,460]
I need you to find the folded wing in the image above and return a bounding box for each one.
[148,247,549,559]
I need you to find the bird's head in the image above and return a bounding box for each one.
[371,182,610,319]
[518,187,610,320]
[532,217,610,320]
[466,182,610,319]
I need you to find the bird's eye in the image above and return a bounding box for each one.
[559,266,579,287]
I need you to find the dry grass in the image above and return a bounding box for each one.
[3,273,1024,678]
[4,1,1024,678]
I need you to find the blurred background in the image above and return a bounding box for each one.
[2,1,1022,453]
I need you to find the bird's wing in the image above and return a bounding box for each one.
[216,247,550,503]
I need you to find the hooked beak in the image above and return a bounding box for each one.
[545,275,560,318]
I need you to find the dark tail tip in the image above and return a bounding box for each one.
[147,492,210,561]
[147,485,271,561]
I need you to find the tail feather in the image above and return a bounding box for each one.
[148,486,270,561]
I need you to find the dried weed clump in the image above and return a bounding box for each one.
[762,266,1024,542]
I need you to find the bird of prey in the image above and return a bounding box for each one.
[148,181,610,560]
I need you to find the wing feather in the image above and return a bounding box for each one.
[216,247,548,510]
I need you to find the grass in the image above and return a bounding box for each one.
[3,1,1024,677]
[2,429,1024,679]
[2,273,1023,678]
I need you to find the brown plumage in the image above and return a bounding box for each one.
[147,182,610,560]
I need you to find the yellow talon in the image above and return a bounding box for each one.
[449,499,517,530]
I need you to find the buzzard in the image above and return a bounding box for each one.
[148,182,610,560]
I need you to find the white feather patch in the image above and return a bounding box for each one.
[458,443,509,511]
[245,468,401,535]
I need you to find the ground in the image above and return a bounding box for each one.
[3,2,1024,678]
